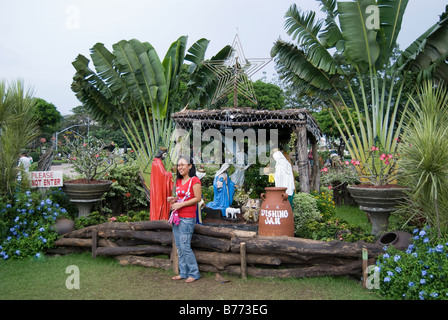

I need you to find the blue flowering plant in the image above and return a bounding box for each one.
[374,227,448,300]
[0,189,68,260]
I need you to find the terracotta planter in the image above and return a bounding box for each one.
[258,187,294,237]
[63,179,112,217]
[347,185,409,236]
[377,231,412,251]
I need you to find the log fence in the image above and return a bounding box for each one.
[49,221,383,279]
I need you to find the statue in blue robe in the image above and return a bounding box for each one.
[206,163,235,216]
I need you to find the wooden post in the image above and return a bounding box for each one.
[171,233,179,274]
[240,242,247,279]
[362,246,368,288]
[296,125,310,193]
[92,229,98,259]
[310,135,320,192]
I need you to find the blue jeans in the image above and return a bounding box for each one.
[172,218,200,280]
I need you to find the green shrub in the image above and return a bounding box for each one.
[311,188,336,221]
[103,159,148,214]
[74,211,106,229]
[374,226,448,300]
[297,217,375,242]
[292,192,322,235]
[0,189,68,260]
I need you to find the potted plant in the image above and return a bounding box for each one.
[60,135,117,217]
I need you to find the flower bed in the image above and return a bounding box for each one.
[374,227,448,300]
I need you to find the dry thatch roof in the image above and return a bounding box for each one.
[171,107,321,140]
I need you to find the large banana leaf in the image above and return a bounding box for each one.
[377,0,409,66]
[284,3,339,74]
[271,40,335,92]
[337,0,380,69]
[396,8,448,84]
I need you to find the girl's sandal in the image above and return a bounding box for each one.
[185,277,197,283]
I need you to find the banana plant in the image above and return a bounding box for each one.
[72,36,230,187]
[272,0,448,185]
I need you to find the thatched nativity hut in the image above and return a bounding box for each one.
[171,107,322,193]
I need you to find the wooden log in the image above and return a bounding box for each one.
[115,255,171,270]
[66,220,172,238]
[194,224,257,239]
[275,254,359,266]
[99,239,119,247]
[96,245,171,256]
[98,230,172,245]
[193,250,281,270]
[191,234,231,252]
[198,260,363,278]
[230,236,383,258]
[54,237,92,247]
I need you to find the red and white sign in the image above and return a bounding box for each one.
[30,171,63,187]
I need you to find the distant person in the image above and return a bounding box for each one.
[18,151,32,172]
[17,151,32,181]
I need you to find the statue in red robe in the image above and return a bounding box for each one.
[149,148,174,220]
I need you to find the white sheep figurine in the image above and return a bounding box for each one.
[225,207,240,219]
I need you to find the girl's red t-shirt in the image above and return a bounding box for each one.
[175,176,201,218]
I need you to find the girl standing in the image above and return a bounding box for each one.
[168,156,201,283]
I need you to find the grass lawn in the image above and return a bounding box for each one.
[0,205,383,301]
[0,253,381,300]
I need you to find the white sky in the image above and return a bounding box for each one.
[0,0,446,115]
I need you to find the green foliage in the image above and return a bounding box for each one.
[0,80,40,196]
[244,162,272,198]
[106,210,149,223]
[375,227,448,300]
[298,218,375,243]
[272,1,448,186]
[294,190,373,242]
[311,188,336,220]
[60,135,117,182]
[292,192,322,234]
[74,211,106,230]
[0,189,69,260]
[320,157,360,187]
[103,158,148,214]
[33,97,62,141]
[398,82,448,238]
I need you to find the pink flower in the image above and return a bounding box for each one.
[351,159,360,165]
[344,161,349,165]
[321,167,328,172]
[95,154,100,158]
[380,153,386,161]
[370,146,379,151]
